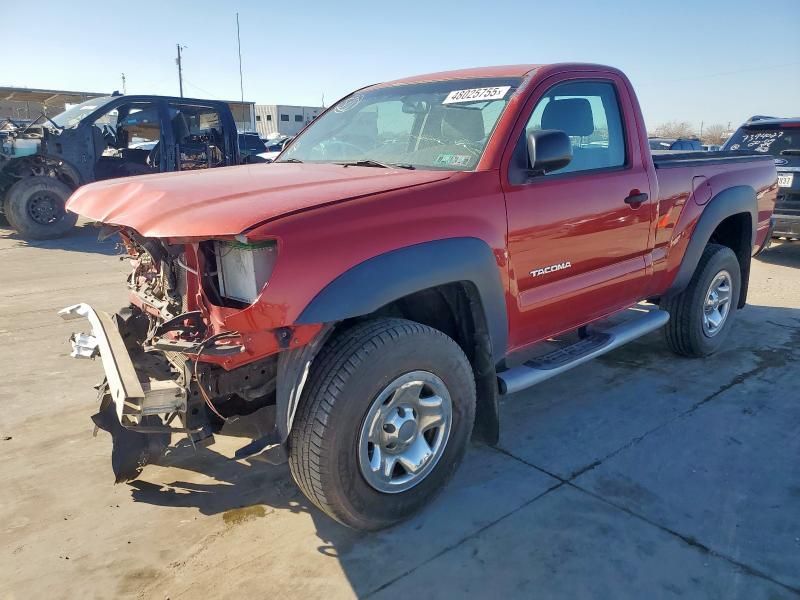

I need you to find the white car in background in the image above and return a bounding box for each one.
[128,139,158,151]
[257,136,293,162]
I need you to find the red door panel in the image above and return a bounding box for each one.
[502,74,653,352]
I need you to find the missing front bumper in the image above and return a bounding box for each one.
[59,303,288,479]
[59,303,196,481]
[59,303,187,425]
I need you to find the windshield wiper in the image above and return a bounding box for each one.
[277,158,303,163]
[338,159,415,170]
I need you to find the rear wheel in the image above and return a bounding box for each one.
[4,176,77,239]
[289,318,476,530]
[662,243,741,357]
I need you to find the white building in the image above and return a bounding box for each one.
[254,104,323,138]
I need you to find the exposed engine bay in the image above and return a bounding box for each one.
[63,230,281,483]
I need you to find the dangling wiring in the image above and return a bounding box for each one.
[192,330,242,423]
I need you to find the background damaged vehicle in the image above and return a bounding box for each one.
[61,63,776,530]
[0,95,240,239]
[723,116,800,239]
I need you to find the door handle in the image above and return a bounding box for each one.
[624,192,648,206]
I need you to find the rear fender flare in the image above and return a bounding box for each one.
[666,185,756,307]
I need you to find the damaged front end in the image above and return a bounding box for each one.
[60,230,295,483]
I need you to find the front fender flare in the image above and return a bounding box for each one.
[296,237,508,364]
[238,239,509,460]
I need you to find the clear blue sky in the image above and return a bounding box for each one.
[3,0,798,130]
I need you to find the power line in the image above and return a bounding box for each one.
[182,80,221,100]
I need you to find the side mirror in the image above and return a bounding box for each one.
[527,129,572,175]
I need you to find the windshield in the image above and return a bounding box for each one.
[279,77,522,170]
[50,97,114,128]
[723,125,800,157]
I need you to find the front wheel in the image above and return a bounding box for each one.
[0,195,8,226]
[662,243,741,357]
[4,176,77,240]
[289,318,476,530]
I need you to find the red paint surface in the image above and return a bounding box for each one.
[67,163,453,239]
[67,63,777,367]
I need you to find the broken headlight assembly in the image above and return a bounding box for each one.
[212,239,278,304]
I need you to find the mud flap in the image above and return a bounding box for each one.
[91,393,170,483]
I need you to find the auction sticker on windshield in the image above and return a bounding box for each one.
[443,86,511,104]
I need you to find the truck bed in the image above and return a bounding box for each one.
[652,150,774,169]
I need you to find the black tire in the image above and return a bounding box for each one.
[4,176,77,240]
[0,195,8,226]
[289,318,476,530]
[662,243,741,357]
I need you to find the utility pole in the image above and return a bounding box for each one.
[176,44,186,97]
[236,13,244,104]
[121,73,127,94]
[699,120,704,139]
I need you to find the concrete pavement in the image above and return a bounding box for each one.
[1,223,798,599]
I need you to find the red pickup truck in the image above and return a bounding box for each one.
[61,63,776,530]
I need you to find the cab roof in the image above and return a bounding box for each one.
[382,64,543,86]
[743,117,800,128]
[374,63,624,89]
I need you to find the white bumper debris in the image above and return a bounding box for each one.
[68,332,100,359]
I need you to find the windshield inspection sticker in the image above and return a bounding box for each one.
[443,86,511,104]
[334,94,363,113]
[435,154,472,166]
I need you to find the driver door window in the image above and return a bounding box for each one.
[525,81,625,175]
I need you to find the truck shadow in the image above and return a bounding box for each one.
[756,240,800,268]
[127,437,374,545]
[0,219,120,256]
[127,442,311,518]
[123,303,800,596]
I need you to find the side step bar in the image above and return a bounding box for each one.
[498,309,670,395]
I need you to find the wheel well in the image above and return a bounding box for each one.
[359,282,500,445]
[708,212,752,308]
[3,156,80,190]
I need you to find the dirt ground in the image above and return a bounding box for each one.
[1,222,798,599]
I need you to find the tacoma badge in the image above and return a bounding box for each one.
[530,261,572,277]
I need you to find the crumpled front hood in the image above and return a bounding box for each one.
[67,163,452,238]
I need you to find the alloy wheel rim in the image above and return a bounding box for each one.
[702,270,732,337]
[358,371,452,494]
